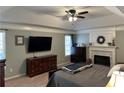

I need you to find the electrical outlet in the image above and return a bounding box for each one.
[10,68,13,72]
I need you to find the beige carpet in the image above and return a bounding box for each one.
[5,72,48,87]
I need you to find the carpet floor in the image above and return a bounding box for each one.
[5,72,48,87]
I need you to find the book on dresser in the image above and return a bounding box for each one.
[26,55,57,77]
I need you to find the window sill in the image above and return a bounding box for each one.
[65,55,71,57]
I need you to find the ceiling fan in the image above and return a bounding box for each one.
[65,9,88,22]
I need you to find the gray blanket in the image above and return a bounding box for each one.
[47,64,110,87]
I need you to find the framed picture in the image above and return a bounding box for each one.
[15,35,24,45]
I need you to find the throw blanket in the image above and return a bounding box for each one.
[62,63,93,74]
[47,64,110,87]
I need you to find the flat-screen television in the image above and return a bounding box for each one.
[28,36,52,52]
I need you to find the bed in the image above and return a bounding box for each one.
[47,64,110,87]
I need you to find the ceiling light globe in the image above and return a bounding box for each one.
[73,17,77,21]
[69,17,73,22]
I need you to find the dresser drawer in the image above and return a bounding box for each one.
[26,55,57,77]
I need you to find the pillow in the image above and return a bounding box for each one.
[119,64,124,71]
[107,64,124,77]
[107,65,120,77]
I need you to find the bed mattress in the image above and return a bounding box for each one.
[47,64,110,87]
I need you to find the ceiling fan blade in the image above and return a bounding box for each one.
[77,16,85,18]
[65,11,69,13]
[78,11,88,15]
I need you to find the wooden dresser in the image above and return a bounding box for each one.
[71,47,86,63]
[26,55,57,77]
[0,59,6,87]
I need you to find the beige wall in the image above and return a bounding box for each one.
[89,31,115,46]
[115,31,124,64]
[73,33,89,45]
[6,28,124,78]
[5,30,70,78]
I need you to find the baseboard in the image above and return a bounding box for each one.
[5,62,70,81]
[5,73,26,81]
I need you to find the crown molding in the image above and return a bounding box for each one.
[77,26,115,34]
[0,22,76,34]
[2,22,124,35]
[76,25,124,34]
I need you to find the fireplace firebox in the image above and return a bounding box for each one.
[94,55,110,67]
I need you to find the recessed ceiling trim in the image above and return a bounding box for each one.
[0,22,76,34]
[105,6,124,18]
[77,26,116,34]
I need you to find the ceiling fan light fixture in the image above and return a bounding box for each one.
[69,17,73,22]
[73,17,77,21]
[65,9,88,22]
[68,16,77,22]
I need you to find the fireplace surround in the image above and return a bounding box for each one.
[89,46,116,67]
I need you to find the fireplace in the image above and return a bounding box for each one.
[94,55,110,67]
[89,46,116,67]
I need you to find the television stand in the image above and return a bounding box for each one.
[26,54,57,77]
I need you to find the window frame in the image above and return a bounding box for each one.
[65,34,72,56]
[0,30,6,60]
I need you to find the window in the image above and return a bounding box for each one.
[0,31,6,60]
[65,35,72,56]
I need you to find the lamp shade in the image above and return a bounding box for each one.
[106,71,124,87]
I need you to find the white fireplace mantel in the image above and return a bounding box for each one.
[89,46,116,67]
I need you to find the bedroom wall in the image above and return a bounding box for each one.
[89,31,116,46]
[73,33,89,45]
[5,29,70,78]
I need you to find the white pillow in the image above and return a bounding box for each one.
[107,65,120,77]
[107,64,124,77]
[119,64,124,71]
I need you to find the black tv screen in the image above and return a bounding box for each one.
[28,36,52,52]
